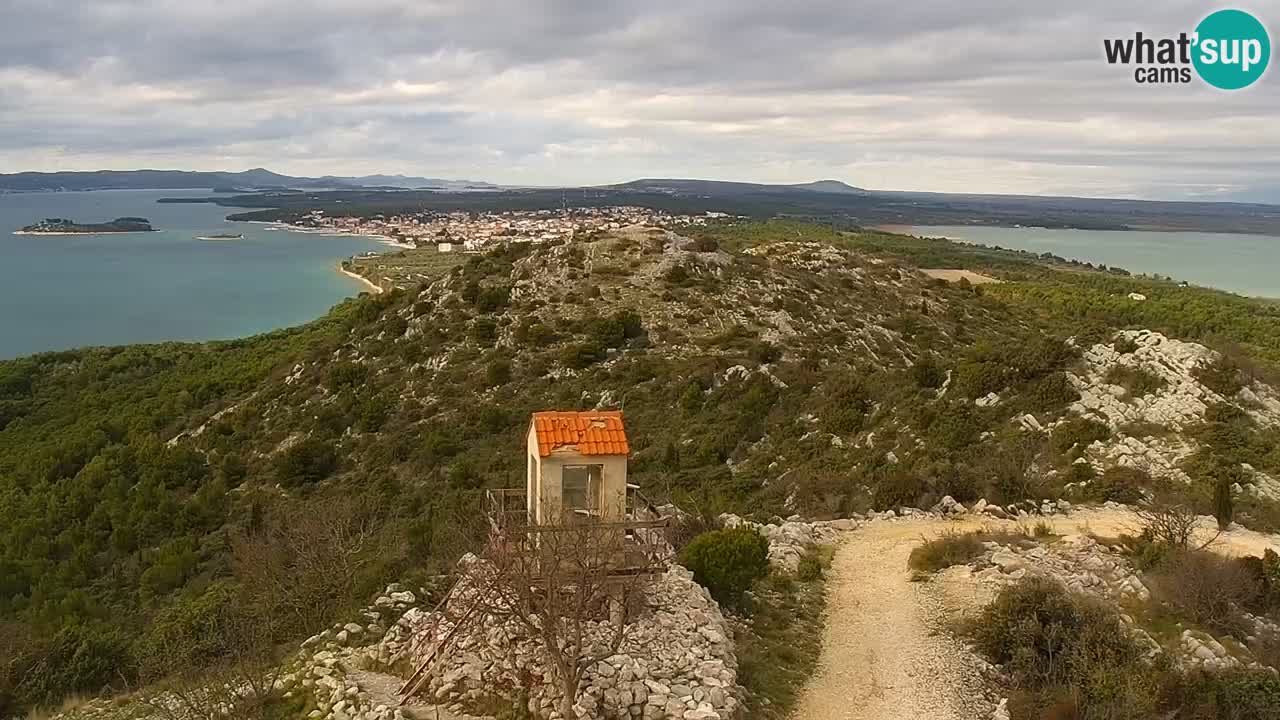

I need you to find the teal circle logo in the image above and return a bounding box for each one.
[1193,9,1270,89]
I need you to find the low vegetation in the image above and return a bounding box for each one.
[908,527,1037,574]
[9,218,1280,714]
[735,553,830,720]
[970,577,1280,720]
[1104,364,1167,399]
[679,526,771,606]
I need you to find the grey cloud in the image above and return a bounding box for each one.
[0,0,1277,199]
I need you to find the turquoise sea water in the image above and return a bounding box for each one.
[0,190,383,360]
[907,225,1280,299]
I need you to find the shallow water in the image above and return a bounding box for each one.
[908,225,1280,298]
[0,189,383,359]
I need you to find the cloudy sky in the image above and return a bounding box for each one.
[1,0,1278,200]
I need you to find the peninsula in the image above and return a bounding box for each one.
[16,217,156,235]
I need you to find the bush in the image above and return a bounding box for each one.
[1022,371,1079,413]
[969,578,1157,716]
[688,236,720,253]
[679,526,770,605]
[274,437,338,486]
[1149,549,1258,634]
[793,550,824,579]
[910,355,946,389]
[748,341,782,365]
[1173,669,1280,719]
[1085,466,1150,504]
[820,372,871,435]
[485,359,512,387]
[561,341,607,369]
[908,530,985,573]
[1195,356,1246,396]
[1051,416,1110,458]
[326,362,368,390]
[1105,365,1167,399]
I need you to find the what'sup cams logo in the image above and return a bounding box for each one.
[1104,9,1270,89]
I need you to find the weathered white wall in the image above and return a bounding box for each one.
[525,432,627,523]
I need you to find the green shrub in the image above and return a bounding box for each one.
[561,341,607,369]
[688,237,720,253]
[473,285,511,313]
[908,531,985,573]
[1105,365,1167,399]
[910,355,946,389]
[274,437,338,486]
[485,359,512,387]
[1022,371,1079,413]
[326,362,368,390]
[1195,356,1246,396]
[1051,416,1110,458]
[820,372,871,435]
[679,526,770,605]
[748,341,782,365]
[969,578,1158,717]
[796,550,826,581]
[1085,466,1150,504]
[1173,669,1280,719]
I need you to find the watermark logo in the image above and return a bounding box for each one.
[1103,8,1270,89]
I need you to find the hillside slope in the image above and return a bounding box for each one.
[6,221,1280,714]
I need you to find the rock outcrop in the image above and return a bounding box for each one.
[1062,330,1280,499]
[718,514,844,572]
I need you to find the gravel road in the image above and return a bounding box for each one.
[790,508,1279,720]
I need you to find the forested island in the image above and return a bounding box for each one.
[16,217,156,234]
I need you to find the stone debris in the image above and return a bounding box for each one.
[1178,630,1245,673]
[718,514,845,572]
[972,534,1151,603]
[394,563,741,720]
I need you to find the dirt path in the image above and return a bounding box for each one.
[790,517,994,720]
[790,508,1280,720]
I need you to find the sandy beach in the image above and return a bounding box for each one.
[337,264,384,294]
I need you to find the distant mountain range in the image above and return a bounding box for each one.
[610,178,869,196]
[0,168,497,193]
[7,169,1280,235]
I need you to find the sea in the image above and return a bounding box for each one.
[906,225,1280,299]
[0,189,384,360]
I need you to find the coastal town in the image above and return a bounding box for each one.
[284,206,727,251]
[326,205,730,292]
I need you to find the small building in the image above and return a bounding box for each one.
[526,411,629,525]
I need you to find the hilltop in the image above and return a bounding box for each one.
[5,221,1280,717]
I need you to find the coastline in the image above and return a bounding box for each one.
[12,229,152,236]
[337,263,384,295]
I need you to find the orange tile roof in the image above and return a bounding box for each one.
[531,411,629,457]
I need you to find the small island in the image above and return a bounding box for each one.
[15,217,156,235]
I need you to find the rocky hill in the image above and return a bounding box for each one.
[6,220,1280,717]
